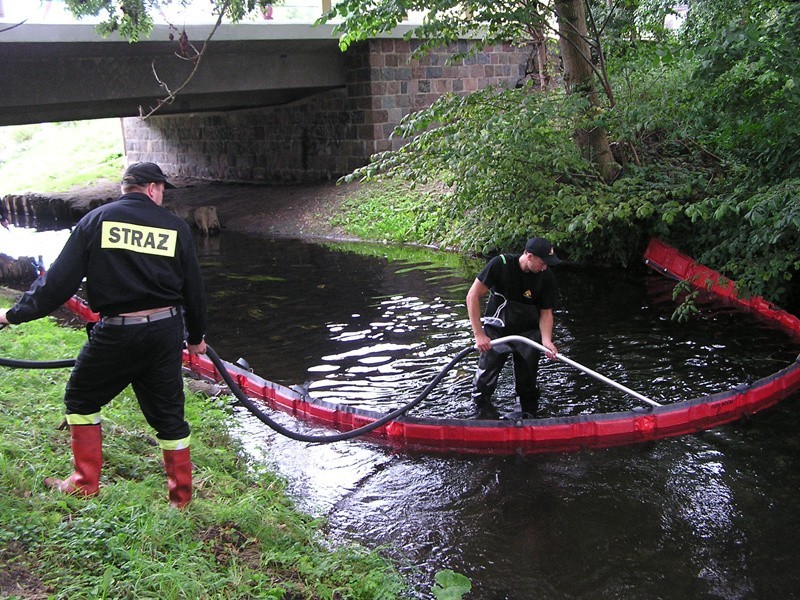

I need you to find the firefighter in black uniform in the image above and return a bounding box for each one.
[0,162,207,508]
[466,237,560,417]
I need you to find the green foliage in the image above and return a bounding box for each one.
[64,0,157,41]
[687,2,800,185]
[679,0,759,46]
[684,178,800,302]
[670,281,699,322]
[431,569,471,599]
[62,0,271,40]
[662,1,800,305]
[323,0,546,56]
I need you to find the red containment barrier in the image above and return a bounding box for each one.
[64,239,800,454]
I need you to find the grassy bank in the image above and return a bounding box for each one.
[0,120,124,194]
[0,291,404,599]
[330,179,443,246]
[0,122,473,599]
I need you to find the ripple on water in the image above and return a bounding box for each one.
[198,237,800,420]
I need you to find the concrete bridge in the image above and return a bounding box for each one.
[0,19,357,126]
[0,6,533,183]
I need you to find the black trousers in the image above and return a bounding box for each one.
[473,328,541,406]
[64,313,189,441]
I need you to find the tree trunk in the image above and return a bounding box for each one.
[531,26,551,90]
[554,0,620,182]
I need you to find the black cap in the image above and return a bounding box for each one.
[122,162,176,189]
[525,237,561,266]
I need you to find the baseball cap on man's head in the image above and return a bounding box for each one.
[122,162,176,189]
[525,237,561,266]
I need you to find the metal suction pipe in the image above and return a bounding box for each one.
[489,335,662,408]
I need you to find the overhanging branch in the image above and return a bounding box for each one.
[139,1,230,119]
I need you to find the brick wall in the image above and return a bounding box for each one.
[123,40,532,184]
[362,39,532,153]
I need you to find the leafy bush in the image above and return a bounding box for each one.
[688,2,800,185]
[339,3,800,310]
[669,2,800,304]
[344,84,596,254]
[342,70,709,266]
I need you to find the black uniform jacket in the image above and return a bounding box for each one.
[7,193,207,344]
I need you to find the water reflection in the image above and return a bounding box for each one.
[200,234,800,419]
[237,405,800,599]
[206,232,800,599]
[0,225,71,268]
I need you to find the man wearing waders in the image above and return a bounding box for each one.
[0,162,207,508]
[466,237,560,417]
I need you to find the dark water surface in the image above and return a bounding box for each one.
[197,232,800,599]
[7,224,800,599]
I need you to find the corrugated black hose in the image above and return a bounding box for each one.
[0,331,477,443]
[205,345,477,443]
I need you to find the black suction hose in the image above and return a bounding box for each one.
[205,344,476,443]
[0,336,477,444]
[0,356,76,369]
[0,325,77,369]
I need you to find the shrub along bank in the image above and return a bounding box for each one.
[0,291,404,599]
[335,4,800,315]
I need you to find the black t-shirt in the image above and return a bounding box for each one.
[477,253,557,333]
[477,254,557,308]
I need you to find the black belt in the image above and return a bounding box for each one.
[102,307,178,326]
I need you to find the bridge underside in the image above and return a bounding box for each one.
[2,24,532,184]
[0,38,346,126]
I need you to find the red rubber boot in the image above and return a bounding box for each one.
[163,447,192,508]
[44,424,102,496]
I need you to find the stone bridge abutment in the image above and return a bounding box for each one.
[123,39,532,184]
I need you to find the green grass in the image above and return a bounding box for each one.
[0,291,405,599]
[331,179,443,245]
[0,120,124,193]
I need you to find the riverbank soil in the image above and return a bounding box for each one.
[45,178,359,240]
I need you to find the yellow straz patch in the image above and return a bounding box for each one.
[101,221,177,257]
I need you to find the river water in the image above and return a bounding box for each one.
[5,224,800,599]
